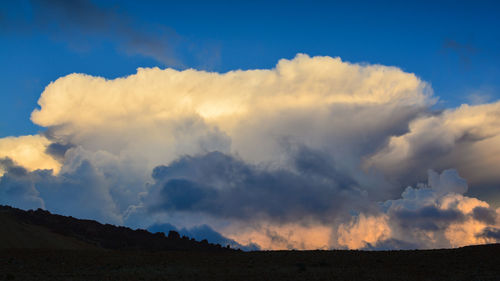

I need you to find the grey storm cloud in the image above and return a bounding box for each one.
[365,102,500,205]
[44,142,75,162]
[0,154,124,224]
[0,158,44,211]
[1,153,261,250]
[472,207,498,225]
[336,169,500,249]
[1,54,499,250]
[392,206,465,231]
[145,149,370,224]
[477,227,500,241]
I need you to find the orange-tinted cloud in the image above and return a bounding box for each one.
[0,55,499,250]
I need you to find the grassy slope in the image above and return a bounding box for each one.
[0,205,498,280]
[0,205,230,252]
[0,211,98,250]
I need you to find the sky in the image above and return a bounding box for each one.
[0,0,500,250]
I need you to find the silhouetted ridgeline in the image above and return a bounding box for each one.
[2,205,500,280]
[0,205,233,252]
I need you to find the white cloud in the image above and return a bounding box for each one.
[1,54,499,250]
[366,102,500,200]
[30,54,432,169]
[337,170,500,249]
[0,135,60,176]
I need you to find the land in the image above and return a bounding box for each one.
[1,205,499,281]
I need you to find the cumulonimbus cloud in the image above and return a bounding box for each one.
[365,102,500,202]
[1,54,499,250]
[338,170,499,250]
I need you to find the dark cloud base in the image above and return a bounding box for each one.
[146,150,369,224]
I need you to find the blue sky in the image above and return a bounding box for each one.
[1,0,499,137]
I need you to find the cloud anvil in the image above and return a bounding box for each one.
[1,54,499,250]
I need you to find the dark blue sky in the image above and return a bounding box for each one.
[1,0,499,137]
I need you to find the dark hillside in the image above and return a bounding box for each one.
[1,205,499,280]
[0,210,97,250]
[0,205,231,252]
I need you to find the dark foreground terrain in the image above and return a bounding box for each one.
[1,245,500,281]
[1,205,499,280]
[0,205,228,252]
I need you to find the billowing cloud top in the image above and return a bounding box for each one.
[1,54,499,250]
[32,54,431,126]
[0,135,60,176]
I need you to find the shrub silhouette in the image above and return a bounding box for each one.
[0,205,233,252]
[168,230,181,240]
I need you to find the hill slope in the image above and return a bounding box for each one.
[0,205,231,252]
[1,205,500,280]
[0,210,97,250]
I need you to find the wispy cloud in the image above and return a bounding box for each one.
[34,0,183,66]
[1,0,218,67]
[442,38,478,68]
